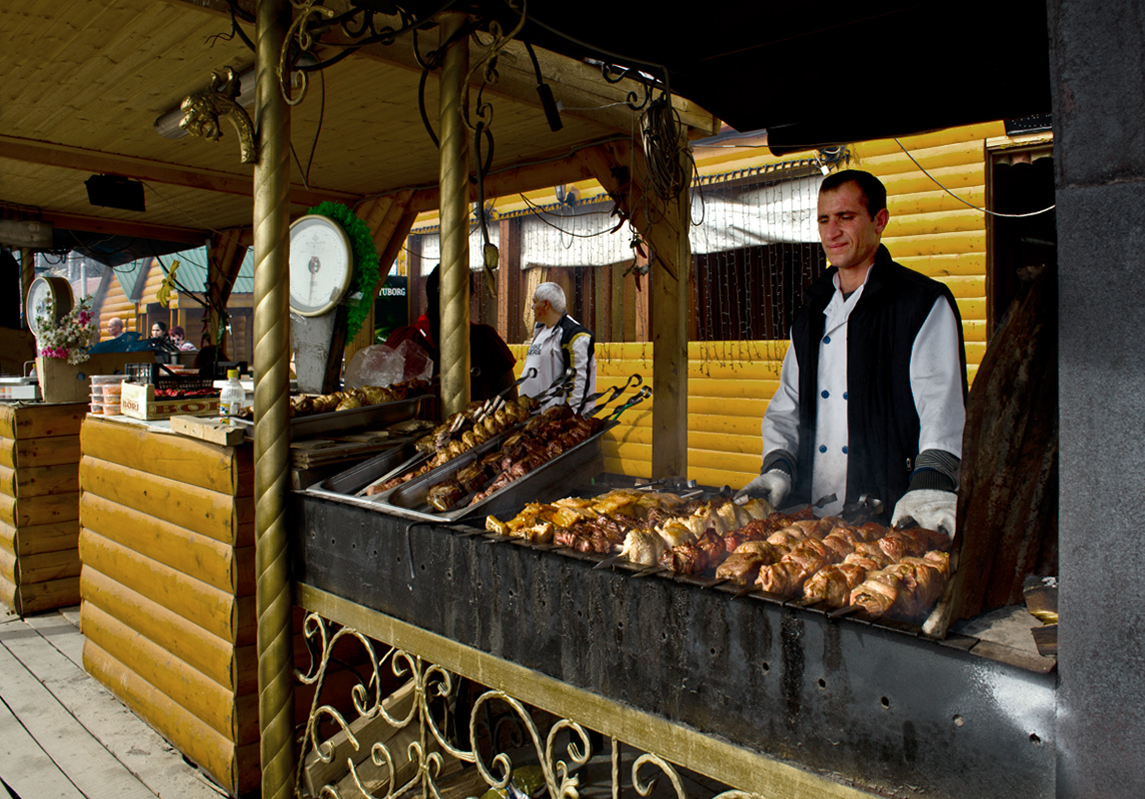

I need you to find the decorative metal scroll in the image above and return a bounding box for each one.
[295,611,765,799]
[179,66,258,164]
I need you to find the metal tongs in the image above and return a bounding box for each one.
[578,373,642,416]
[600,385,651,420]
[531,367,574,407]
[840,493,884,525]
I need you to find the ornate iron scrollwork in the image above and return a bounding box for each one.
[179,66,258,164]
[295,612,594,799]
[295,612,768,799]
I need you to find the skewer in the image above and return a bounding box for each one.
[829,604,861,619]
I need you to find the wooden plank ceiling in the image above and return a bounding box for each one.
[0,0,717,248]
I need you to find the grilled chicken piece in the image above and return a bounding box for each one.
[716,541,784,585]
[782,539,831,575]
[737,497,774,520]
[851,541,894,567]
[802,563,869,608]
[792,519,830,540]
[820,532,856,562]
[767,528,805,550]
[619,529,665,566]
[426,482,464,512]
[849,570,905,616]
[733,540,784,560]
[883,559,945,616]
[657,521,694,549]
[756,561,810,597]
[877,531,929,561]
[842,553,884,572]
[658,540,707,574]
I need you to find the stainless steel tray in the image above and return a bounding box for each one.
[306,420,613,524]
[318,441,419,495]
[319,426,513,498]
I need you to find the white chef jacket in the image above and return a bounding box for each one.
[761,267,965,517]
[519,316,597,412]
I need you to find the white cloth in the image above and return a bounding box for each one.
[519,316,597,412]
[760,267,965,517]
[891,489,957,538]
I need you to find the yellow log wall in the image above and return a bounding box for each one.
[506,122,1002,491]
[98,272,139,337]
[78,416,259,796]
[0,402,85,615]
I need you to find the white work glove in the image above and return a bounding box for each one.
[891,489,957,539]
[735,470,792,508]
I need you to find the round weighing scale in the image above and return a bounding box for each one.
[26,276,74,338]
[288,214,354,317]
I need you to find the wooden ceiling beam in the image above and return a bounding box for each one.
[37,210,208,246]
[0,135,360,209]
[402,141,603,215]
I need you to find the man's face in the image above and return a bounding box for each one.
[817,182,889,272]
[532,296,554,327]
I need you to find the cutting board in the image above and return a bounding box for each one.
[170,415,246,446]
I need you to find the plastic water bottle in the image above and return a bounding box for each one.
[219,369,245,422]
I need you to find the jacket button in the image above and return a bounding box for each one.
[843,392,848,400]
[842,446,849,454]
[819,445,827,453]
[824,335,832,344]
[821,390,829,399]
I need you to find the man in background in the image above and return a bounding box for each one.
[519,282,597,413]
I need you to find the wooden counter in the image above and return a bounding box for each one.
[77,415,260,796]
[0,401,86,615]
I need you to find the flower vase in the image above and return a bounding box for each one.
[35,355,91,403]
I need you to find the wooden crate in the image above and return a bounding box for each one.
[120,382,219,421]
[0,401,85,615]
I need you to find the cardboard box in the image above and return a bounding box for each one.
[120,382,219,421]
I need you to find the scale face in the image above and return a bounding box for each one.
[26,276,74,338]
[288,214,354,317]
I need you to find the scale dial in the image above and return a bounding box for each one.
[26,276,74,338]
[288,214,354,317]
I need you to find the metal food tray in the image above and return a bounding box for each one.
[307,420,614,524]
[318,441,419,495]
[289,394,429,438]
[316,421,528,498]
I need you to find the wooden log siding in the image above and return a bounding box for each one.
[78,416,260,796]
[503,123,999,489]
[0,403,85,615]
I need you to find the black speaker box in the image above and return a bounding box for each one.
[85,174,146,212]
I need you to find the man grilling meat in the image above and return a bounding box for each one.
[738,170,967,537]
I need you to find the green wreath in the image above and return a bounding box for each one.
[306,200,379,341]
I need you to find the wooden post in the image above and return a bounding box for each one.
[645,132,691,478]
[251,0,294,797]
[205,228,247,349]
[19,248,34,331]
[579,137,691,477]
[497,217,522,343]
[437,13,471,417]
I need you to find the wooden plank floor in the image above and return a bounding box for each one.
[0,602,229,799]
